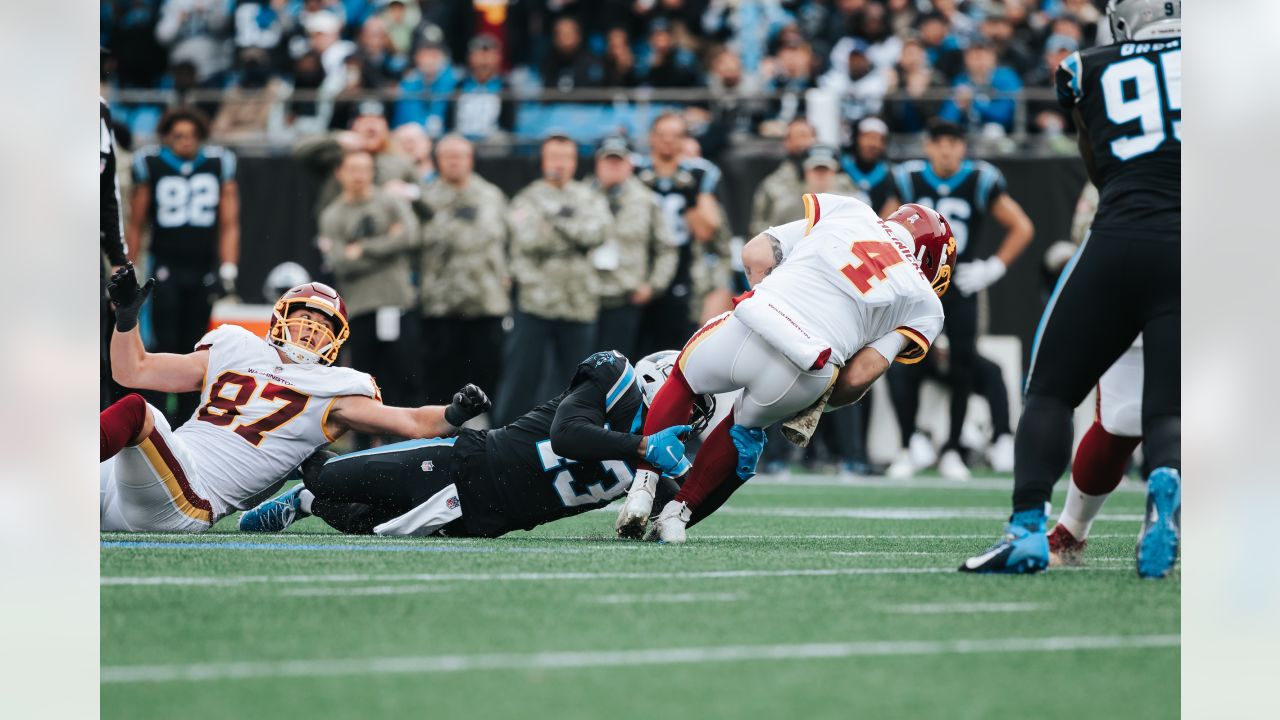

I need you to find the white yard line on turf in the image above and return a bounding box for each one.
[710,507,1144,522]
[527,533,1136,541]
[883,602,1047,614]
[100,634,1179,684]
[101,564,1140,587]
[584,592,742,604]
[278,585,453,598]
[746,475,1146,493]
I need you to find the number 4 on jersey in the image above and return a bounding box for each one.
[840,241,905,295]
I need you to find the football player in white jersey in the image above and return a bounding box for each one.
[98,263,490,532]
[616,193,957,542]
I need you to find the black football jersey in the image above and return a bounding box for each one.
[634,156,722,290]
[131,144,236,267]
[1056,37,1181,234]
[891,159,1007,262]
[458,350,645,537]
[840,156,896,213]
[100,98,127,266]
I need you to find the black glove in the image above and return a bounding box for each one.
[106,262,155,332]
[444,383,492,427]
[454,205,477,221]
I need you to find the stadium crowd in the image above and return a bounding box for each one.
[102,0,1117,480]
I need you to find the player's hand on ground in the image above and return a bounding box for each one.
[729,425,767,481]
[643,424,692,475]
[445,384,491,427]
[107,262,155,332]
[953,257,1007,296]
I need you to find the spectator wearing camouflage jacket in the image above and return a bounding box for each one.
[750,119,859,235]
[418,134,511,408]
[493,135,611,425]
[588,137,678,362]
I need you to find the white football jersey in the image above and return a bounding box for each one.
[752,193,944,364]
[174,325,380,520]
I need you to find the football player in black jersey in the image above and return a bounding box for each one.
[962,0,1180,577]
[101,97,130,409]
[239,351,717,538]
[885,120,1033,481]
[126,106,240,425]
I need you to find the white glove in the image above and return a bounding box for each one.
[953,256,1006,296]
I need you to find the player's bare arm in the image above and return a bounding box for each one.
[991,194,1035,267]
[124,183,151,265]
[829,345,892,408]
[686,192,721,243]
[218,179,240,286]
[741,231,784,287]
[325,384,491,442]
[107,263,209,393]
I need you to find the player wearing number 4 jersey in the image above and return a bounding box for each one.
[240,350,713,538]
[962,0,1181,577]
[99,264,489,532]
[616,193,955,543]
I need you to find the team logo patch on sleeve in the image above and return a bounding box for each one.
[446,496,460,509]
[421,460,434,472]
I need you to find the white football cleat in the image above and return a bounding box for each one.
[886,449,915,479]
[616,469,658,539]
[655,500,692,544]
[989,434,1015,473]
[907,432,937,469]
[938,449,971,481]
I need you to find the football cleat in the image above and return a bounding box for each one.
[938,449,971,481]
[1047,524,1088,567]
[616,469,658,539]
[239,484,308,533]
[885,449,915,480]
[959,508,1049,574]
[654,500,692,544]
[988,434,1015,473]
[1136,467,1181,579]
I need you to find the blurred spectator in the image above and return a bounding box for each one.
[392,24,457,135]
[126,106,240,425]
[155,0,233,82]
[356,15,408,84]
[589,136,677,361]
[915,11,964,80]
[840,115,897,215]
[811,0,865,65]
[318,149,422,431]
[494,135,611,423]
[750,118,815,235]
[453,34,514,140]
[759,37,817,134]
[703,45,765,141]
[294,104,417,214]
[542,15,604,90]
[679,136,735,326]
[930,0,976,37]
[328,51,393,129]
[884,37,943,134]
[1025,34,1080,136]
[288,10,355,131]
[640,18,701,87]
[377,0,421,57]
[701,0,794,75]
[634,112,724,355]
[601,26,640,88]
[938,38,1023,134]
[833,1,902,71]
[210,48,286,141]
[232,1,294,74]
[287,50,327,131]
[1047,15,1085,48]
[819,39,889,130]
[106,0,169,88]
[1057,0,1102,43]
[885,0,920,38]
[980,6,1037,80]
[417,134,511,407]
[390,123,436,183]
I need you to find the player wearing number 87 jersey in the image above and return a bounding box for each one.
[100,270,488,532]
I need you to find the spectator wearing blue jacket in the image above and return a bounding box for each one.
[393,24,457,136]
[939,38,1022,134]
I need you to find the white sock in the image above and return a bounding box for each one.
[298,488,315,515]
[1056,479,1109,540]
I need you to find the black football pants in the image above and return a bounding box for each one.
[1012,230,1180,512]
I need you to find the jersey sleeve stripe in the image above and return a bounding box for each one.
[803,193,820,235]
[321,397,340,442]
[894,326,931,365]
[605,363,637,412]
[138,435,213,524]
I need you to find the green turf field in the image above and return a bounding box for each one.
[101,473,1179,720]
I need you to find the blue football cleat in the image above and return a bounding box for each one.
[959,507,1050,574]
[239,485,308,532]
[1136,467,1181,579]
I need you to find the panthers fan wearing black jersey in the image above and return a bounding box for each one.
[241,351,710,538]
[634,113,724,355]
[886,120,1033,481]
[127,106,240,424]
[962,0,1181,577]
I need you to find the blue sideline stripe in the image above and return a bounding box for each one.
[102,541,492,554]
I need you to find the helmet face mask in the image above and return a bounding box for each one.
[635,350,716,436]
[267,283,351,365]
[886,203,958,298]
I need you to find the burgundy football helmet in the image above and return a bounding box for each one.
[267,282,351,365]
[886,203,958,297]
